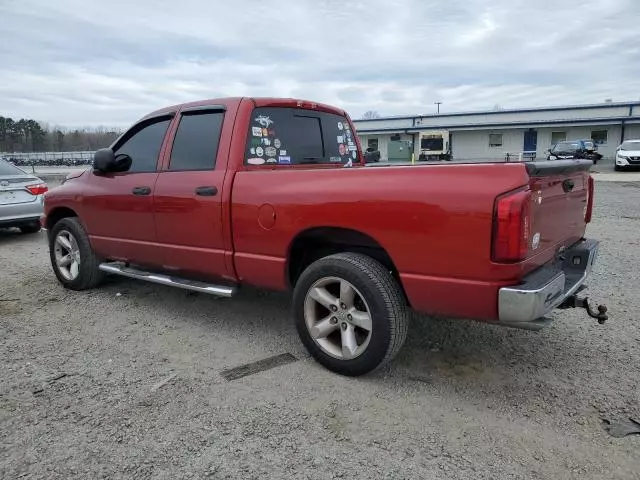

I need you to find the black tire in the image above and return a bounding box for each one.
[49,217,104,290]
[293,253,409,376]
[614,165,623,172]
[19,222,41,234]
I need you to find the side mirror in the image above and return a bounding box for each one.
[93,148,132,173]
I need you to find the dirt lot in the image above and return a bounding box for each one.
[1,180,639,479]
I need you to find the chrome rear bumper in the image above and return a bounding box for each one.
[498,238,599,330]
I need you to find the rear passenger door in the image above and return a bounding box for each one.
[153,106,228,278]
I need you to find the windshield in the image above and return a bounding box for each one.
[553,142,579,152]
[620,141,640,151]
[0,158,25,176]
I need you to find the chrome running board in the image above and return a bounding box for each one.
[98,262,236,297]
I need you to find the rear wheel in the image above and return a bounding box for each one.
[49,217,104,290]
[293,253,409,376]
[19,222,41,234]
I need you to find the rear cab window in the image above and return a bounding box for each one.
[244,107,357,166]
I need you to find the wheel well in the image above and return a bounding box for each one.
[287,227,401,288]
[46,207,78,231]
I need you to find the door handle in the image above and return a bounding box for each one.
[194,186,218,196]
[132,186,151,196]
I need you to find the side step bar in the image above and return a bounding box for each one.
[98,262,237,297]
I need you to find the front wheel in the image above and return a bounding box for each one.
[49,217,104,290]
[293,253,409,376]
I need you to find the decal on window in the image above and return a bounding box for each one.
[265,146,277,157]
[278,156,291,164]
[255,146,264,157]
[247,158,265,165]
[252,126,262,137]
[254,115,274,127]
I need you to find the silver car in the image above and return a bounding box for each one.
[0,157,47,233]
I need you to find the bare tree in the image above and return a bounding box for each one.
[362,110,381,119]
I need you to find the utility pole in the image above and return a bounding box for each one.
[434,102,442,114]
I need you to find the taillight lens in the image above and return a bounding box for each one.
[492,188,532,263]
[25,183,48,195]
[584,175,594,223]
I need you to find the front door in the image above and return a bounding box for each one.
[153,107,229,279]
[82,116,172,265]
[523,129,538,155]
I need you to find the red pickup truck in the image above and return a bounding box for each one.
[42,97,606,376]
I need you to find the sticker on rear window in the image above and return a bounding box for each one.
[254,115,273,127]
[247,158,265,165]
[252,127,262,137]
[278,156,291,164]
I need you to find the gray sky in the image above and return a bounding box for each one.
[1,0,639,128]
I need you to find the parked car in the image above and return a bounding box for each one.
[0,157,47,233]
[614,139,640,171]
[579,139,603,164]
[363,147,381,163]
[42,97,605,376]
[546,140,590,161]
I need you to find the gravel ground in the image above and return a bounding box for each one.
[1,180,639,479]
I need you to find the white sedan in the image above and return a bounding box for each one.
[615,139,640,171]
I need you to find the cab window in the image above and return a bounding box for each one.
[244,107,357,166]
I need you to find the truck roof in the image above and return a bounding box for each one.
[141,97,347,122]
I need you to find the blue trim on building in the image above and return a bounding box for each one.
[355,116,640,134]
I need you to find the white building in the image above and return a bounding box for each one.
[352,101,640,162]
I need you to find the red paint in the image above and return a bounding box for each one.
[44,96,592,322]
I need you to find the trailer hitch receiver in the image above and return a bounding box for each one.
[559,295,608,324]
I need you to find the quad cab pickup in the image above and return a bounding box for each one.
[42,97,607,376]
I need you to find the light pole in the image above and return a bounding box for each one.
[434,102,442,114]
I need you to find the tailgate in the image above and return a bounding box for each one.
[526,160,592,257]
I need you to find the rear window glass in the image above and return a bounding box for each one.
[0,159,23,175]
[244,107,357,165]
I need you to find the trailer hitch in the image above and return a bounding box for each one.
[559,295,608,324]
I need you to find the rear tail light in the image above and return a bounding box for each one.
[25,183,48,196]
[491,188,532,263]
[584,175,594,223]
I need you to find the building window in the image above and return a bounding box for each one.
[489,133,503,148]
[367,138,379,151]
[551,131,566,145]
[591,130,608,145]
